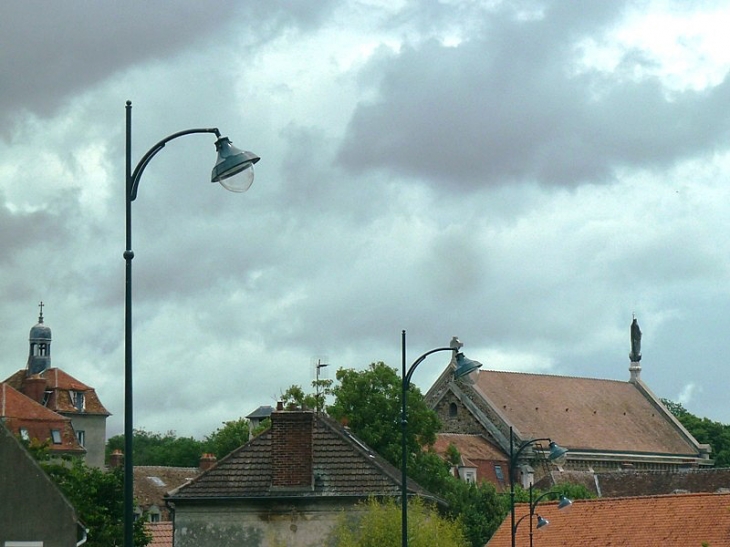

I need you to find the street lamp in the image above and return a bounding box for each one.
[509,426,568,547]
[512,483,572,547]
[400,330,482,547]
[123,100,259,547]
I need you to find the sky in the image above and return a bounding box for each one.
[2,0,730,440]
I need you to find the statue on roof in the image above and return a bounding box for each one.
[629,316,642,362]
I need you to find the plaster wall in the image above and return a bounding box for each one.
[174,500,355,547]
[0,428,78,547]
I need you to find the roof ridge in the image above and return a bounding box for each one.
[479,369,626,383]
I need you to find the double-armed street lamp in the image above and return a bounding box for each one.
[512,483,572,547]
[123,101,260,547]
[508,426,568,547]
[400,330,483,547]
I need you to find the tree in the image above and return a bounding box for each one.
[327,362,441,468]
[662,399,730,466]
[441,480,508,547]
[107,429,205,467]
[42,458,149,546]
[327,497,468,547]
[204,418,250,459]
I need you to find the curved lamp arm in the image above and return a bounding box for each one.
[129,127,221,201]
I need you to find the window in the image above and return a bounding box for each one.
[51,429,62,444]
[464,470,476,484]
[76,430,85,446]
[19,428,29,441]
[73,391,85,411]
[42,390,52,406]
[449,402,458,417]
[494,464,505,483]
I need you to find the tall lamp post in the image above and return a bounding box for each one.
[511,483,572,547]
[123,100,260,547]
[400,330,483,547]
[509,426,568,547]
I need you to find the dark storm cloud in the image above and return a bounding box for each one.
[0,0,336,130]
[337,1,730,189]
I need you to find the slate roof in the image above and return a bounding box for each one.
[134,465,200,510]
[545,467,730,498]
[470,370,699,456]
[4,367,110,416]
[487,492,730,546]
[0,382,84,455]
[169,412,435,502]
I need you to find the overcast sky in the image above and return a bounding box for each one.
[2,0,730,440]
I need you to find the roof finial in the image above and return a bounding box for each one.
[38,301,44,323]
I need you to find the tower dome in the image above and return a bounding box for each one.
[27,302,52,375]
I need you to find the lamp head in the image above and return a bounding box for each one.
[557,496,573,510]
[536,515,549,529]
[548,441,568,464]
[453,352,482,379]
[211,136,260,192]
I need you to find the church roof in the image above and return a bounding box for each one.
[469,370,699,456]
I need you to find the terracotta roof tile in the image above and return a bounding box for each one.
[0,383,84,454]
[134,466,200,510]
[487,492,730,546]
[145,521,173,547]
[4,368,110,416]
[472,370,697,455]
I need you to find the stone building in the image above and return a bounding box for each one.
[426,319,711,487]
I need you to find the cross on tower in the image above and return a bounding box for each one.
[38,301,44,322]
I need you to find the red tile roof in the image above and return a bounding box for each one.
[145,521,173,547]
[487,492,730,546]
[471,370,698,455]
[4,368,110,416]
[0,383,84,454]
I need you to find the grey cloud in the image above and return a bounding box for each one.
[337,4,730,190]
[0,0,336,130]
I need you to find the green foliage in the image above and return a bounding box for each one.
[106,429,205,467]
[328,497,468,547]
[445,442,461,466]
[662,399,730,466]
[203,418,250,459]
[327,361,441,467]
[41,458,149,546]
[441,480,509,547]
[281,378,333,412]
[252,417,271,437]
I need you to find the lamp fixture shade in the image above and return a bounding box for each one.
[211,136,260,192]
[453,352,482,379]
[548,441,568,463]
[536,515,549,529]
[557,496,573,510]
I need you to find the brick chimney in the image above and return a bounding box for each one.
[23,375,47,404]
[270,410,314,490]
[199,453,217,471]
[109,449,124,469]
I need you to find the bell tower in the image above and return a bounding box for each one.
[27,301,52,375]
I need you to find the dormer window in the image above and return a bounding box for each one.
[72,391,85,411]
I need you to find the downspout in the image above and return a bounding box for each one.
[76,524,89,546]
